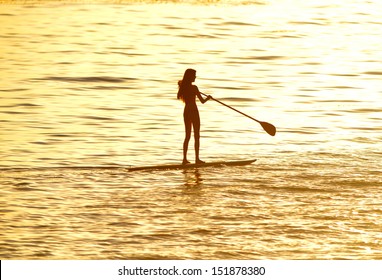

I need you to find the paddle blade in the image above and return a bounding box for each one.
[260,121,276,136]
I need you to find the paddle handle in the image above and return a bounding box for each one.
[201,92,261,123]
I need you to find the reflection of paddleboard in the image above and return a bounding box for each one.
[128,159,257,172]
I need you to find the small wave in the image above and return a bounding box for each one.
[223,21,260,27]
[14,185,42,192]
[95,22,111,26]
[30,141,50,145]
[228,55,285,61]
[302,62,322,66]
[0,165,127,173]
[44,133,73,138]
[0,88,29,92]
[289,21,326,26]
[341,107,381,113]
[219,97,260,102]
[79,85,137,90]
[92,106,125,111]
[318,99,358,103]
[110,51,149,57]
[212,86,251,91]
[363,71,382,76]
[0,103,42,108]
[322,85,360,89]
[32,76,136,83]
[352,137,376,144]
[16,103,41,107]
[283,129,320,135]
[347,126,382,131]
[0,111,36,115]
[329,73,358,77]
[80,116,118,121]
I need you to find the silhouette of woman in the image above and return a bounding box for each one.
[177,69,211,165]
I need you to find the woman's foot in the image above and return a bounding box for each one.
[195,159,205,164]
[182,159,190,165]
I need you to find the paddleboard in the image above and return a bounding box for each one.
[128,159,256,172]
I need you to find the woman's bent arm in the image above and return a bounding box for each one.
[196,87,211,104]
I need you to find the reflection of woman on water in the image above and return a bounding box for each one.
[177,68,211,165]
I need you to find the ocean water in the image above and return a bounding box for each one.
[1,0,381,259]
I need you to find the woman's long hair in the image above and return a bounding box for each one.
[177,68,196,102]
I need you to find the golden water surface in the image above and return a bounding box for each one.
[1,0,381,259]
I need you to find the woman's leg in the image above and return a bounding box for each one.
[192,111,203,163]
[183,112,192,164]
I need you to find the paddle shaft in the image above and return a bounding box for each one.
[201,92,261,123]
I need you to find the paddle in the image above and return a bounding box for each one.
[201,92,276,136]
